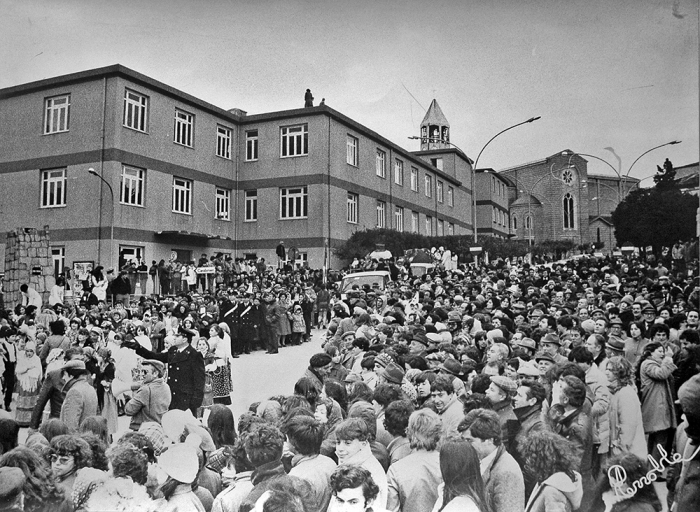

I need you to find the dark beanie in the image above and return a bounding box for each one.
[310,353,332,368]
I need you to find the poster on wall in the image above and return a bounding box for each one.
[72,261,94,281]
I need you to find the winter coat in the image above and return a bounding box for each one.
[387,449,442,512]
[608,384,647,460]
[125,378,172,430]
[525,471,583,512]
[131,343,205,412]
[586,364,610,453]
[640,357,678,432]
[60,375,98,432]
[482,444,526,512]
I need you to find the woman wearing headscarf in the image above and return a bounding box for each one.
[14,340,43,427]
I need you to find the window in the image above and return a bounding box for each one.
[394,206,404,231]
[174,109,194,147]
[245,190,258,221]
[425,174,432,197]
[216,125,232,159]
[394,159,404,186]
[411,212,419,233]
[347,192,358,224]
[430,157,443,171]
[437,181,444,202]
[526,215,533,230]
[376,201,386,228]
[447,186,454,207]
[118,246,144,273]
[410,168,419,192]
[492,208,496,223]
[44,94,70,134]
[512,216,518,230]
[172,177,192,214]
[347,135,359,166]
[281,125,308,157]
[437,219,444,236]
[294,252,308,268]
[492,176,496,193]
[425,216,433,236]
[120,165,145,206]
[41,168,66,207]
[216,188,230,220]
[280,186,308,219]
[123,89,148,132]
[246,130,259,161]
[447,223,454,236]
[51,247,65,280]
[563,192,575,229]
[376,150,386,178]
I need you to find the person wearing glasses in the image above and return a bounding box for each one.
[125,359,171,431]
[49,434,93,507]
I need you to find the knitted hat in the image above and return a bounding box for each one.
[491,375,517,396]
[138,422,169,456]
[310,353,332,368]
[374,353,393,369]
[381,362,405,385]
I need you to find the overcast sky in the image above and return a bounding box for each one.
[2,0,697,183]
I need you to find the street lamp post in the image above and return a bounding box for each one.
[568,141,681,202]
[88,168,115,270]
[409,115,540,243]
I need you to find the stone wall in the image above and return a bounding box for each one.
[3,226,55,307]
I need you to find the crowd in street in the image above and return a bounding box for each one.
[0,249,699,512]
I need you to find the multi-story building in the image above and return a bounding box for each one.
[0,65,474,274]
[474,169,511,238]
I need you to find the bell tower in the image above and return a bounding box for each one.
[420,99,450,151]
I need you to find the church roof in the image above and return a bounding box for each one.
[421,99,450,127]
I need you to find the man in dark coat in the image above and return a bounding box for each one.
[263,293,279,354]
[219,291,241,358]
[304,89,314,108]
[123,331,205,416]
[238,293,257,354]
[276,241,286,269]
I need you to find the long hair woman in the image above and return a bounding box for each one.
[206,404,237,474]
[433,439,489,512]
[604,356,647,460]
[520,430,582,512]
[0,445,70,512]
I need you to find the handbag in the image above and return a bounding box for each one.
[211,360,232,397]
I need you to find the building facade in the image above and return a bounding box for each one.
[0,65,474,275]
[474,169,510,238]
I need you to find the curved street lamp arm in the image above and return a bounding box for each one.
[625,141,681,179]
[569,153,620,179]
[472,116,541,170]
[88,169,114,198]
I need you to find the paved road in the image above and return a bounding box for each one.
[227,329,324,419]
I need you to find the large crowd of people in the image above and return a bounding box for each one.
[0,249,699,512]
